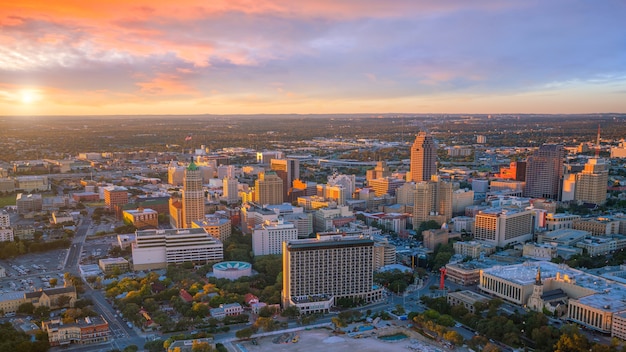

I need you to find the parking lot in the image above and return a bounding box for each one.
[0,248,67,293]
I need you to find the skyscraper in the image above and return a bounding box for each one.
[574,158,608,205]
[412,176,453,226]
[270,158,300,202]
[182,161,205,228]
[222,177,239,204]
[524,144,565,200]
[409,131,437,182]
[255,171,283,205]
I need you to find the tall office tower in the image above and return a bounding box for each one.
[282,233,383,313]
[524,144,565,200]
[366,161,392,182]
[182,161,205,228]
[435,176,453,222]
[222,177,239,204]
[575,158,609,205]
[413,182,436,224]
[270,158,300,202]
[409,131,437,182]
[254,171,284,206]
[413,177,453,226]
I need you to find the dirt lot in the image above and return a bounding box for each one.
[236,326,456,352]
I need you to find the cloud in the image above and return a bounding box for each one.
[0,0,625,114]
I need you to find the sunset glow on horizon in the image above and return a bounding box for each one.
[1,1,625,116]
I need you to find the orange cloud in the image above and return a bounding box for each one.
[136,73,199,97]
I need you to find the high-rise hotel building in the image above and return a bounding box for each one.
[409,131,437,182]
[282,233,384,314]
[182,161,205,228]
[473,208,533,247]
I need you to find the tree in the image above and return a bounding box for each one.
[443,330,464,345]
[331,317,346,331]
[48,278,58,287]
[56,295,73,308]
[280,306,299,319]
[123,345,139,352]
[192,341,213,352]
[34,306,51,319]
[554,325,590,352]
[17,302,34,314]
[235,327,255,340]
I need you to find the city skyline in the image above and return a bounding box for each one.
[1,1,625,116]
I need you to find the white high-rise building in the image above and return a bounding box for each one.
[252,220,298,256]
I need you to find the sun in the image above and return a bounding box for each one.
[19,89,40,104]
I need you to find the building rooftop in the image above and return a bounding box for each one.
[286,235,373,250]
[99,257,129,265]
[540,228,589,242]
[124,208,157,215]
[484,261,626,311]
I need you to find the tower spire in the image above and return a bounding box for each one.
[535,267,542,285]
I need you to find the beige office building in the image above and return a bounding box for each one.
[575,158,608,205]
[573,217,620,236]
[255,171,283,206]
[182,161,205,229]
[192,216,232,242]
[413,177,453,226]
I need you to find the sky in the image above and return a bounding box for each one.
[1,0,625,116]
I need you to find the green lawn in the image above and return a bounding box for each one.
[0,194,16,207]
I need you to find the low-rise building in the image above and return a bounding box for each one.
[52,211,74,225]
[0,286,76,315]
[98,257,130,275]
[16,193,43,214]
[573,217,621,236]
[191,216,232,242]
[167,338,215,352]
[447,290,490,314]
[522,242,557,260]
[132,228,224,270]
[453,241,495,259]
[122,207,158,229]
[42,316,110,347]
